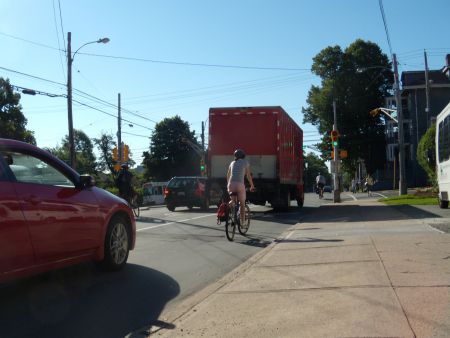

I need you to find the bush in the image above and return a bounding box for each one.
[417,124,436,187]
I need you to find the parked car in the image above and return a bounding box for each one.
[0,138,136,283]
[164,176,209,211]
[323,185,332,193]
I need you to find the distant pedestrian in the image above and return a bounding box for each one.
[351,178,356,194]
[365,175,374,196]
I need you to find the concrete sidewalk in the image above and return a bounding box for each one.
[152,200,450,338]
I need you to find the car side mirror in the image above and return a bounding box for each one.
[79,175,96,188]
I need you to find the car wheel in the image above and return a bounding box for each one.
[187,204,193,210]
[167,204,175,211]
[201,198,210,210]
[98,216,130,271]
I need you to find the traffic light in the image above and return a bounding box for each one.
[330,130,339,147]
[370,108,381,117]
[123,144,129,162]
[200,159,206,176]
[112,147,119,161]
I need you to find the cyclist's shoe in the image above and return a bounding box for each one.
[240,218,248,229]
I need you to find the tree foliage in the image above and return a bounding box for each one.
[0,78,36,144]
[143,116,200,180]
[303,39,393,175]
[93,132,117,178]
[304,152,331,192]
[50,129,97,175]
[417,123,436,186]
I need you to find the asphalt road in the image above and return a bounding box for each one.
[1,191,447,338]
[0,197,312,338]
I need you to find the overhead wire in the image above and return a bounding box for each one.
[52,0,66,80]
[378,0,394,57]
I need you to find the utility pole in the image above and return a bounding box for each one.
[424,50,431,125]
[332,100,340,203]
[117,93,122,163]
[67,32,76,169]
[393,53,407,195]
[201,121,205,150]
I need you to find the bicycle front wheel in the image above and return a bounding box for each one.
[132,205,140,218]
[130,196,140,218]
[238,204,251,235]
[225,209,236,241]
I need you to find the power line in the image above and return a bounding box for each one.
[78,51,310,71]
[57,0,66,49]
[0,31,308,71]
[52,0,66,80]
[378,0,394,57]
[122,131,151,138]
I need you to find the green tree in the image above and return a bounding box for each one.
[302,39,393,175]
[50,129,97,174]
[143,115,200,180]
[417,123,436,186]
[0,78,36,144]
[93,132,117,178]
[304,152,330,192]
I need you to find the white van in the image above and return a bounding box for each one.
[436,102,450,208]
[142,182,168,205]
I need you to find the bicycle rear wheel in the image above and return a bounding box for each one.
[225,206,236,241]
[238,204,251,235]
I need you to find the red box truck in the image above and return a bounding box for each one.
[207,106,304,210]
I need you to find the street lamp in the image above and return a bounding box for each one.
[67,32,109,170]
[358,53,407,195]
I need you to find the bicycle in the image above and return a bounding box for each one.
[316,184,324,199]
[122,192,140,218]
[129,193,140,218]
[225,192,251,241]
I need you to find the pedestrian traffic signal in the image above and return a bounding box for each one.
[112,147,119,161]
[123,144,129,162]
[330,130,339,147]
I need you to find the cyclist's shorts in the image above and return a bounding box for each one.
[228,181,246,202]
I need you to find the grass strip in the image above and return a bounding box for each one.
[379,194,438,205]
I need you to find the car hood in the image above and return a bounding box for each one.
[92,187,128,207]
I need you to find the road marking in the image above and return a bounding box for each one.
[344,193,357,201]
[137,214,215,232]
[372,192,387,198]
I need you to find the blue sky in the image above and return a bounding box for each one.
[0,0,448,165]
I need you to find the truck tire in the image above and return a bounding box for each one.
[439,197,449,209]
[296,197,304,208]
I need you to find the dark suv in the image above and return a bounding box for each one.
[164,176,209,211]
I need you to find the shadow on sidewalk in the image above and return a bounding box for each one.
[0,263,179,338]
[301,204,443,223]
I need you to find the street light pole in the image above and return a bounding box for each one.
[66,32,110,170]
[393,53,407,195]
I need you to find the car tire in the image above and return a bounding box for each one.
[201,198,210,210]
[167,204,175,211]
[98,215,130,271]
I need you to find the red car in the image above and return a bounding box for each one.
[0,138,136,283]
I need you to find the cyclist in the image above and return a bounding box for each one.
[117,162,134,203]
[315,172,326,198]
[227,149,255,226]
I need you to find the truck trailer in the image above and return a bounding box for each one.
[207,106,304,210]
